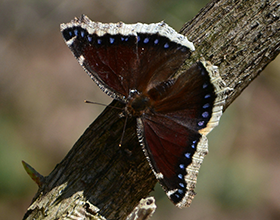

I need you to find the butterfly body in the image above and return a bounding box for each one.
[61,15,230,208]
[125,93,150,117]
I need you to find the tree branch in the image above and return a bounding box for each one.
[23,0,279,219]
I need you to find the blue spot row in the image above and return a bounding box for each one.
[198,89,212,126]
[65,27,136,46]
[137,35,172,49]
[64,28,187,53]
[177,164,186,191]
[171,137,200,202]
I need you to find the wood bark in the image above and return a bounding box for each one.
[23,0,280,219]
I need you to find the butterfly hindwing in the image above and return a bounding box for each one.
[137,114,208,207]
[136,61,228,207]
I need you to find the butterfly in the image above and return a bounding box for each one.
[61,15,230,208]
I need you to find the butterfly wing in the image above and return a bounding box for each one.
[61,15,194,101]
[137,115,207,207]
[137,61,229,207]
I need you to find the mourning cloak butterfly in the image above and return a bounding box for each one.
[61,15,230,208]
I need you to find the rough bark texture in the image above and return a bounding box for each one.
[23,0,279,219]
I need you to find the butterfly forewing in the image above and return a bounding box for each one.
[61,17,193,100]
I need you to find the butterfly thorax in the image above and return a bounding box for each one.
[125,92,152,117]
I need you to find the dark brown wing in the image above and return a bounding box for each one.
[60,16,193,101]
[138,61,228,207]
[137,114,206,207]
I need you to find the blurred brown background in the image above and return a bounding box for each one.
[0,0,279,219]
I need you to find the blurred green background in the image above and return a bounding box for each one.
[0,0,279,219]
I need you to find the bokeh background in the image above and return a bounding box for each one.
[1,0,280,219]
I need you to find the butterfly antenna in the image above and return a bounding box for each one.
[119,115,128,147]
[84,100,122,110]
